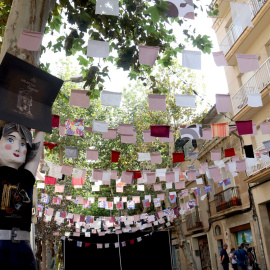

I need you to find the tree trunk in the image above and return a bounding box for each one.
[42,232,47,270]
[173,217,198,270]
[168,141,198,269]
[0,0,55,65]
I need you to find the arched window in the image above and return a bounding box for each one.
[215,225,222,236]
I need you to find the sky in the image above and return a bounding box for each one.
[40,0,229,106]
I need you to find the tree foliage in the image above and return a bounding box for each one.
[0,0,213,98]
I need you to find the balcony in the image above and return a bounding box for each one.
[219,0,267,55]
[246,146,270,177]
[215,187,242,212]
[231,56,270,116]
[185,209,203,231]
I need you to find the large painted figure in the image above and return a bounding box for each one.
[0,122,44,270]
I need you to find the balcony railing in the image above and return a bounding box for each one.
[185,209,202,230]
[231,56,270,116]
[246,145,270,177]
[219,0,267,55]
[215,187,242,212]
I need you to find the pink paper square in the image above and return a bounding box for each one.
[86,149,99,160]
[232,156,239,162]
[154,184,162,191]
[216,94,232,114]
[236,54,260,73]
[213,174,222,183]
[47,208,54,216]
[118,124,134,135]
[251,124,257,136]
[102,129,117,139]
[157,193,165,201]
[236,159,246,172]
[55,185,64,193]
[146,173,156,184]
[59,124,66,136]
[122,197,127,202]
[121,130,136,143]
[212,51,228,66]
[260,122,270,135]
[73,214,80,222]
[98,197,107,202]
[76,197,84,204]
[116,186,123,193]
[175,181,185,189]
[69,90,90,108]
[139,45,159,67]
[208,166,220,179]
[200,162,208,173]
[166,172,175,183]
[143,130,156,142]
[92,169,103,180]
[132,196,140,203]
[211,150,221,161]
[202,128,213,140]
[159,130,174,143]
[148,94,166,111]
[111,170,118,179]
[18,29,44,51]
[186,170,196,181]
[61,164,73,176]
[121,171,133,184]
[150,153,162,164]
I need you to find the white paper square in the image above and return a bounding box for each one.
[156,168,166,177]
[247,93,263,107]
[182,50,201,70]
[230,2,253,28]
[92,121,108,133]
[37,182,45,189]
[87,40,110,58]
[175,94,196,108]
[166,182,173,189]
[145,195,151,202]
[137,185,145,191]
[92,185,100,191]
[138,153,151,161]
[100,90,122,107]
[88,197,95,203]
[95,0,120,16]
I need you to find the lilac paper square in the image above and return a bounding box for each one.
[208,166,220,179]
[102,129,117,139]
[118,124,134,135]
[139,45,159,67]
[166,172,175,183]
[236,159,247,172]
[121,130,136,143]
[18,29,44,51]
[69,90,90,108]
[175,181,185,189]
[260,122,270,135]
[150,153,162,164]
[202,128,213,140]
[121,171,133,184]
[159,130,174,143]
[251,124,257,136]
[86,149,99,160]
[154,184,162,191]
[200,162,208,173]
[186,170,196,181]
[236,54,260,73]
[143,130,156,142]
[211,150,221,161]
[212,51,228,66]
[148,94,166,111]
[146,173,156,184]
[216,94,232,114]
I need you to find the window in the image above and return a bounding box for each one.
[215,225,222,236]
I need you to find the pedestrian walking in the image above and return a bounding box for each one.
[230,248,238,270]
[233,244,249,270]
[220,243,230,270]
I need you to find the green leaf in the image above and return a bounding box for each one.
[144,6,160,25]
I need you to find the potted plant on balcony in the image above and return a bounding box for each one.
[229,197,239,206]
[218,201,228,211]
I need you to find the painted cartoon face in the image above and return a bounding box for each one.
[0,131,27,169]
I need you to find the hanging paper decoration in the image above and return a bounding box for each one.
[173,153,185,163]
[212,52,228,67]
[211,122,229,137]
[100,90,122,107]
[165,0,194,19]
[138,45,159,67]
[148,94,166,111]
[216,94,232,113]
[236,54,259,73]
[52,114,60,128]
[95,0,120,16]
[65,119,84,137]
[87,40,110,58]
[111,150,121,162]
[127,201,135,209]
[175,94,196,108]
[204,185,212,193]
[235,120,253,135]
[69,90,90,108]
[182,50,201,70]
[150,125,170,138]
[18,29,44,51]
